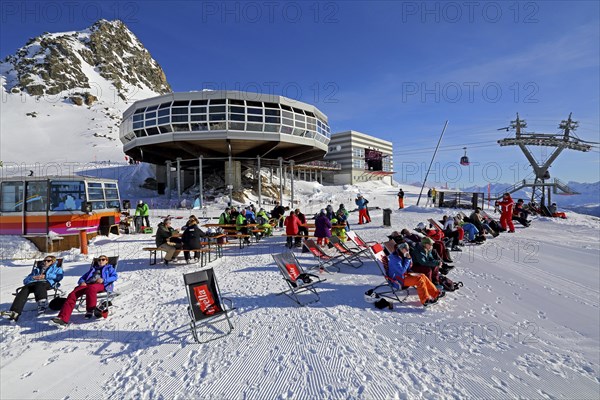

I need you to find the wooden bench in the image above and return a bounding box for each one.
[226,233,252,249]
[142,247,211,266]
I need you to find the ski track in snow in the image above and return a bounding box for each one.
[1,181,599,399]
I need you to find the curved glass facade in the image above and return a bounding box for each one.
[121,97,331,145]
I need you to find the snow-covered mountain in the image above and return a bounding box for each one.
[0,19,171,164]
[460,181,600,216]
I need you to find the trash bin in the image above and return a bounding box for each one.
[383,208,392,227]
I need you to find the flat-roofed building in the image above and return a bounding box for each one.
[323,130,393,185]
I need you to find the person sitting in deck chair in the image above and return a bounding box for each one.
[410,237,444,285]
[2,256,63,323]
[441,215,462,251]
[469,208,495,238]
[388,243,443,307]
[52,255,117,326]
[415,222,454,263]
[549,203,567,219]
[454,215,481,243]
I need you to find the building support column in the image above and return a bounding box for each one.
[198,156,203,207]
[290,160,295,207]
[176,157,182,203]
[166,160,172,200]
[257,156,262,206]
[279,157,283,205]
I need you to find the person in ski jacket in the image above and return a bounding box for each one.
[182,216,205,263]
[397,189,405,209]
[271,202,286,228]
[410,237,442,285]
[156,219,180,264]
[256,209,273,237]
[52,256,117,325]
[236,209,251,243]
[4,256,63,322]
[330,217,347,242]
[295,209,308,246]
[314,209,332,246]
[284,211,301,248]
[218,208,232,225]
[496,193,515,233]
[388,243,441,306]
[134,200,150,231]
[355,194,371,224]
[337,204,350,230]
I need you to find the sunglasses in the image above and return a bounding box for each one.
[98,258,108,261]
[44,259,53,262]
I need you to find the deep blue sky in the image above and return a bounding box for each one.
[2,1,599,186]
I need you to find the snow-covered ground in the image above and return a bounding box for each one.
[1,180,599,399]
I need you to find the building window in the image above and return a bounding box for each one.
[190,123,208,131]
[49,181,85,211]
[1,181,24,212]
[353,148,365,158]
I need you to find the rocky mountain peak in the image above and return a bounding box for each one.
[1,19,171,99]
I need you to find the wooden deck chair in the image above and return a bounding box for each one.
[76,256,120,315]
[183,267,235,343]
[328,236,364,268]
[272,252,327,306]
[367,242,410,303]
[302,239,343,273]
[346,230,377,253]
[12,258,65,307]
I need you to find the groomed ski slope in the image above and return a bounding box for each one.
[1,181,599,399]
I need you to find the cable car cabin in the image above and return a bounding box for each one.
[0,176,121,252]
[460,147,470,166]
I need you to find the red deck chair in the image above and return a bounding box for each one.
[328,236,364,268]
[183,267,235,343]
[368,242,411,303]
[272,252,327,306]
[346,230,377,254]
[302,239,344,273]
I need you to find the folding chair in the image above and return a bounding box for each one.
[76,256,119,314]
[346,230,377,254]
[328,236,364,268]
[302,239,344,273]
[367,242,410,303]
[12,258,65,303]
[272,252,327,306]
[183,267,235,343]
